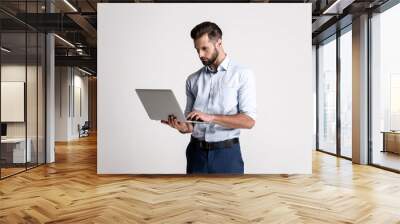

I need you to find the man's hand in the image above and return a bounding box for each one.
[186,111,215,123]
[161,115,192,133]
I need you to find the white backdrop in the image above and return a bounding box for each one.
[98,3,313,174]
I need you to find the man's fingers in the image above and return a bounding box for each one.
[163,115,183,129]
[162,120,172,127]
[173,119,179,128]
[163,116,188,131]
[167,116,175,128]
[170,116,178,128]
[174,119,181,127]
[186,111,196,118]
[187,112,197,120]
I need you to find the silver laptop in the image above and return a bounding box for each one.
[135,89,207,124]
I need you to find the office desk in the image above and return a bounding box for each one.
[381,131,400,154]
[1,138,32,164]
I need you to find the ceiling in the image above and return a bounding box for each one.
[0,0,393,75]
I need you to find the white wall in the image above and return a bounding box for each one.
[312,45,317,150]
[55,67,70,141]
[55,67,89,141]
[71,73,89,138]
[98,3,313,174]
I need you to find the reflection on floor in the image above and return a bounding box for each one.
[0,167,25,178]
[341,148,352,158]
[373,150,400,171]
[0,163,40,178]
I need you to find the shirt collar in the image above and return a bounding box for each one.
[206,56,230,74]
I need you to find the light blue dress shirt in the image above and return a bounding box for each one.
[185,56,256,142]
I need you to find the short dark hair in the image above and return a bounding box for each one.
[190,21,222,41]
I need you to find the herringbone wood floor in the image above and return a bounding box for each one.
[1,133,400,224]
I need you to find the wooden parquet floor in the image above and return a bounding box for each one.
[1,133,400,224]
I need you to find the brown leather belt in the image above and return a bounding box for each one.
[190,136,239,150]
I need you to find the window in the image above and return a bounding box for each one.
[318,36,337,154]
[370,2,400,171]
[339,28,352,158]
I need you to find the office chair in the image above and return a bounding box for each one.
[79,121,90,138]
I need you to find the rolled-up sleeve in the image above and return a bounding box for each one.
[238,69,256,120]
[184,77,195,117]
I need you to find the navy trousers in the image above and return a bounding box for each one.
[186,140,244,174]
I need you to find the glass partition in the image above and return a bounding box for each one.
[0,1,46,179]
[0,31,28,177]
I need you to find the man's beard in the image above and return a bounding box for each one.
[201,49,219,66]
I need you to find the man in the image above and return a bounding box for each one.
[161,21,256,174]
